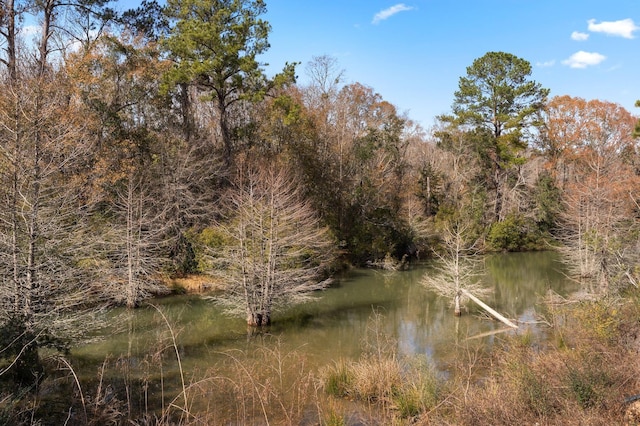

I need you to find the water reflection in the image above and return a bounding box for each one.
[73,251,577,380]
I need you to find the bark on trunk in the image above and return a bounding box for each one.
[39,0,54,76]
[5,0,17,81]
[246,311,271,327]
[216,95,233,167]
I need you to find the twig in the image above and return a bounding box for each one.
[148,303,190,423]
[465,327,514,341]
[57,356,88,425]
[218,350,270,426]
[0,331,42,377]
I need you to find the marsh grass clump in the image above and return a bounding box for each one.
[321,353,442,422]
[321,310,443,422]
[349,355,403,403]
[323,360,353,398]
[391,358,441,418]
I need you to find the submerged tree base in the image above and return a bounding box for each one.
[247,312,271,327]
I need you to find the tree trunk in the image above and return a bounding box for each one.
[246,310,271,327]
[461,288,518,328]
[216,95,232,167]
[454,292,461,316]
[179,82,193,142]
[126,179,136,309]
[494,168,504,222]
[39,0,54,76]
[4,0,17,81]
[10,88,20,312]
[24,92,44,328]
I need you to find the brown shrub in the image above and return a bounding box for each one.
[437,297,640,426]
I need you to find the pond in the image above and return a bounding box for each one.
[70,251,577,421]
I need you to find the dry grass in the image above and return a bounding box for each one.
[3,292,639,425]
[178,337,324,425]
[319,296,640,426]
[321,310,444,423]
[164,274,226,294]
[433,297,640,426]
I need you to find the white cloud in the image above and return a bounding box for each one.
[571,31,589,41]
[21,25,41,37]
[536,60,556,67]
[372,3,414,24]
[587,18,639,39]
[562,51,606,68]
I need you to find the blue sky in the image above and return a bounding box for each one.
[106,1,639,128]
[259,1,639,128]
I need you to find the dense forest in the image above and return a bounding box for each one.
[1,0,639,424]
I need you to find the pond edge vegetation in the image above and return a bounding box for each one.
[0,0,639,423]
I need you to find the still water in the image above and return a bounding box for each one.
[72,251,575,375]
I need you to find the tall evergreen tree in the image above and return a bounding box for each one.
[162,0,295,165]
[441,52,549,222]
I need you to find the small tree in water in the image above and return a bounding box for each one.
[209,163,335,326]
[421,218,488,316]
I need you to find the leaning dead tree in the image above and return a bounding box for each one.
[209,164,336,326]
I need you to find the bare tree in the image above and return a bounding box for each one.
[421,219,487,316]
[305,54,344,97]
[0,0,21,81]
[0,67,106,384]
[303,54,345,121]
[209,164,335,326]
[94,172,171,308]
[421,217,518,328]
[419,127,518,321]
[545,97,639,294]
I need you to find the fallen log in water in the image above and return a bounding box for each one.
[461,288,518,328]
